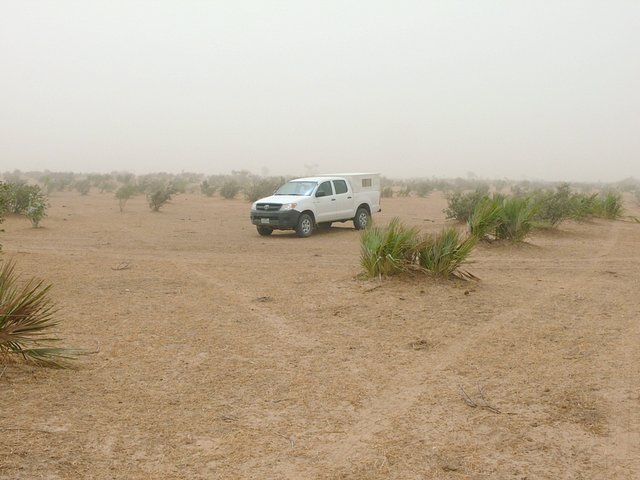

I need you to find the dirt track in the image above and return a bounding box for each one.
[1,191,639,479]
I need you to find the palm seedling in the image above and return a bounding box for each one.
[496,196,537,242]
[360,218,420,278]
[0,261,78,367]
[417,227,477,279]
[468,197,502,240]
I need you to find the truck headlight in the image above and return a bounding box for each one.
[280,203,297,211]
[251,202,258,211]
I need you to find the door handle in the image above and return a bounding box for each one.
[347,196,352,199]
[331,198,336,201]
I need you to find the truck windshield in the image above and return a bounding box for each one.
[274,181,317,196]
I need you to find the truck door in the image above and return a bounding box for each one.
[331,179,353,220]
[313,181,335,222]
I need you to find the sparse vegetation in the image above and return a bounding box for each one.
[75,179,91,195]
[244,178,283,202]
[200,179,218,197]
[220,181,240,200]
[595,191,624,219]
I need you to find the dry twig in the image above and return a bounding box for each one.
[111,262,131,271]
[459,384,501,414]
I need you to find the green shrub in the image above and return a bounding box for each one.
[444,190,490,222]
[200,180,218,197]
[0,261,78,367]
[115,184,139,212]
[413,180,435,198]
[5,183,38,214]
[381,186,394,198]
[360,218,420,278]
[417,227,477,279]
[220,181,240,199]
[571,192,598,220]
[532,183,575,227]
[25,189,47,227]
[243,178,282,202]
[146,185,175,212]
[595,191,624,219]
[496,196,537,241]
[0,182,9,221]
[75,179,91,195]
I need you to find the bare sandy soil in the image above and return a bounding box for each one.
[1,191,639,479]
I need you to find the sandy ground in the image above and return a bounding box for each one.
[1,190,639,479]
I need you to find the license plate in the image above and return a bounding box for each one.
[260,218,270,224]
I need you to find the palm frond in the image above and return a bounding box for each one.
[0,260,78,368]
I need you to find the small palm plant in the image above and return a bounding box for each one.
[0,261,77,367]
[360,218,420,278]
[417,227,477,279]
[468,197,502,240]
[496,196,537,242]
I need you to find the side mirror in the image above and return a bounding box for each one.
[315,191,326,198]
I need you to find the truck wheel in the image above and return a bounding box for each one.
[296,213,314,237]
[353,207,370,230]
[257,226,273,236]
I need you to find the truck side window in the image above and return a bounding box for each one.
[316,181,333,197]
[333,180,348,195]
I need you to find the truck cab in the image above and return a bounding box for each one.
[250,173,381,237]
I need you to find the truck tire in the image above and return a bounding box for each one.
[257,225,273,236]
[296,213,314,238]
[353,207,370,230]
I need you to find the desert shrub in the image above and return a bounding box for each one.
[360,218,420,278]
[243,178,282,202]
[444,189,490,222]
[0,182,9,220]
[38,171,75,193]
[468,197,502,240]
[496,196,537,241]
[397,186,412,197]
[381,186,394,198]
[200,180,218,197]
[532,183,576,227]
[413,180,435,198]
[571,192,599,220]
[0,261,78,367]
[416,227,476,279]
[146,185,175,212]
[4,183,37,214]
[25,188,47,227]
[74,179,91,195]
[595,191,624,219]
[220,181,240,199]
[115,184,139,212]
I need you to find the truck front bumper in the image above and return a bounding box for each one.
[250,210,301,229]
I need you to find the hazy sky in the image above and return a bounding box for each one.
[1,1,638,181]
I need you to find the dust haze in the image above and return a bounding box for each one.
[1,2,638,182]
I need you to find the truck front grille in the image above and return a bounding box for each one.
[256,203,282,211]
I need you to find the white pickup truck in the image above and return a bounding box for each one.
[250,173,381,237]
